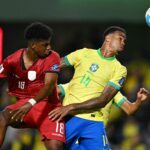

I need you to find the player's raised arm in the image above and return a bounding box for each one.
[120,88,149,115]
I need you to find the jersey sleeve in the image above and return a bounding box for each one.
[113,91,127,108]
[58,83,69,97]
[64,49,84,66]
[45,52,60,73]
[107,65,127,90]
[0,57,11,78]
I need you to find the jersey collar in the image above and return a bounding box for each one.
[97,48,116,61]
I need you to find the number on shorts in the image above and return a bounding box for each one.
[56,122,64,135]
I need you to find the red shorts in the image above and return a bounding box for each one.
[6,99,66,143]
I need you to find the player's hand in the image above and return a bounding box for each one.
[137,88,149,102]
[48,105,73,122]
[10,102,33,122]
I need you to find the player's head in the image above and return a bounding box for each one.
[24,22,53,58]
[103,26,127,52]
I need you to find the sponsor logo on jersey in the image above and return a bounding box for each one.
[0,64,4,73]
[89,64,99,72]
[51,64,59,71]
[119,77,126,86]
[28,71,36,81]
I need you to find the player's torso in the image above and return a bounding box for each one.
[8,49,56,100]
[64,49,117,104]
[63,49,118,121]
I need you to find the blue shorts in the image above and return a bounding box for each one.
[65,116,110,150]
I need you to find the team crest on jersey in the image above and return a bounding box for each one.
[28,71,36,81]
[51,64,59,71]
[89,64,99,72]
[0,64,4,73]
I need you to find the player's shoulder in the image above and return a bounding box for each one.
[47,50,60,59]
[6,48,23,62]
[44,50,60,65]
[77,48,96,55]
[114,58,126,67]
[114,59,127,72]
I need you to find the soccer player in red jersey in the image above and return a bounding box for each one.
[0,22,65,150]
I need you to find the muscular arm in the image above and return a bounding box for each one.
[49,85,119,121]
[69,85,118,112]
[120,100,141,115]
[120,88,149,115]
[33,72,58,102]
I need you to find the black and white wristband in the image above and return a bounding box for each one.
[28,98,37,106]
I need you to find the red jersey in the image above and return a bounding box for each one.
[0,48,60,104]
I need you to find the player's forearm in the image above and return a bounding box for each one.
[122,99,142,115]
[70,92,112,112]
[126,99,142,115]
[69,86,117,112]
[69,97,107,112]
[33,84,54,103]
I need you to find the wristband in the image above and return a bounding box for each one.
[28,98,37,106]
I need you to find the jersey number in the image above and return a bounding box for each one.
[80,73,91,87]
[102,134,108,146]
[18,81,25,89]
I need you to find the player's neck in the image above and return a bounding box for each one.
[101,45,117,58]
[25,48,39,62]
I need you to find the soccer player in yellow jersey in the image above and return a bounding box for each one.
[49,26,149,150]
[57,83,149,150]
[57,83,148,125]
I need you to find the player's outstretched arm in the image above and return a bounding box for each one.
[120,88,149,115]
[49,85,118,121]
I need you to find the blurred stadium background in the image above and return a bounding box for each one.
[0,0,150,149]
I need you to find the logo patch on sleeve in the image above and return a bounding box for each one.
[51,64,59,71]
[119,77,126,86]
[0,64,4,73]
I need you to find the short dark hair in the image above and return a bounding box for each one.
[24,22,53,41]
[103,26,126,40]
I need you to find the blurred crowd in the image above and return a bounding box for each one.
[0,23,150,150]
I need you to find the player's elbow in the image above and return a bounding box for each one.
[126,111,133,116]
[125,109,135,116]
[98,96,112,108]
[98,101,108,108]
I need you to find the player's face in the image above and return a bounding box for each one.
[109,31,126,52]
[33,39,51,58]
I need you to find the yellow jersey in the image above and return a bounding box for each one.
[63,48,127,121]
[59,83,127,125]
